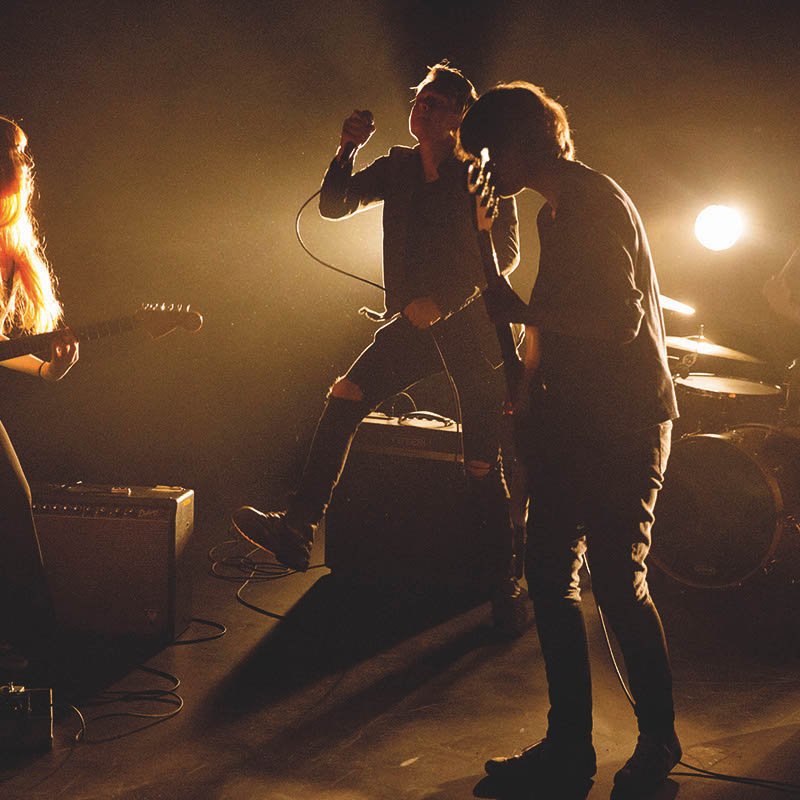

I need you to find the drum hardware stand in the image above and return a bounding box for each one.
[676,352,696,378]
[779,358,799,426]
[784,513,800,539]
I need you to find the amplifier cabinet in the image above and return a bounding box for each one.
[326,413,496,593]
[32,483,194,641]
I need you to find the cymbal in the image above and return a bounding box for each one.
[666,335,764,364]
[660,295,695,315]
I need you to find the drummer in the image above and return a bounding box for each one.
[763,248,800,430]
[763,271,800,326]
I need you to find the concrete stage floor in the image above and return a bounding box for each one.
[1,507,799,800]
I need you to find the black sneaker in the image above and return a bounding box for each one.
[485,738,597,787]
[613,732,682,796]
[231,507,313,572]
[491,576,532,638]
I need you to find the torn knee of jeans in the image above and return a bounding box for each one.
[466,460,492,479]
[328,377,365,401]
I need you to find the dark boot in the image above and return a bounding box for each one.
[613,731,682,796]
[233,395,371,570]
[485,738,597,792]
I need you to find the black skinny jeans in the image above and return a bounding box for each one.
[524,420,675,746]
[0,420,54,646]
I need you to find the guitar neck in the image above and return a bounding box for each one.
[476,229,523,391]
[0,315,138,362]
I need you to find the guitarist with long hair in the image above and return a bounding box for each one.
[0,115,79,671]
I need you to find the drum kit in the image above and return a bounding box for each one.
[652,296,800,590]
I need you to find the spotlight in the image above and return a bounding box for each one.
[694,205,744,251]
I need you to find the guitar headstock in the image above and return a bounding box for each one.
[135,303,204,339]
[466,147,501,225]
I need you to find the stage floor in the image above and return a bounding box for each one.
[2,506,799,800]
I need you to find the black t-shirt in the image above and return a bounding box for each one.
[527,161,677,439]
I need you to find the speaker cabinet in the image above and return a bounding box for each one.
[32,483,193,641]
[326,413,496,594]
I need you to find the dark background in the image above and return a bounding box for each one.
[1,0,799,514]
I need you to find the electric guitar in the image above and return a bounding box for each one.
[467,149,531,573]
[466,148,526,402]
[0,303,204,363]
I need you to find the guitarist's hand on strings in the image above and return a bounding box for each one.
[475,192,496,233]
[40,328,79,382]
[403,296,442,329]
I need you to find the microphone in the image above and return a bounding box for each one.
[340,140,358,162]
[339,110,374,163]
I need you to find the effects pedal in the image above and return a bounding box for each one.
[0,684,53,752]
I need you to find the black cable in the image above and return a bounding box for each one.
[170,617,227,645]
[295,189,385,291]
[62,703,87,744]
[209,536,326,619]
[585,555,800,794]
[208,537,297,582]
[376,391,417,416]
[430,330,466,473]
[69,665,184,744]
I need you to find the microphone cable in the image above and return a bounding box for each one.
[295,189,385,291]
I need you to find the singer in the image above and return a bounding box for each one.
[458,82,681,797]
[0,115,79,672]
[233,62,527,631]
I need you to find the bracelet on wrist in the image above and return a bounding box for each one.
[38,361,48,380]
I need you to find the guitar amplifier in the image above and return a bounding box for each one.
[32,483,194,641]
[326,413,497,593]
[345,411,464,463]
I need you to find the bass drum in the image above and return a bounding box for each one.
[652,424,800,589]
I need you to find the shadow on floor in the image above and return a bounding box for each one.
[207,572,502,702]
[197,573,514,763]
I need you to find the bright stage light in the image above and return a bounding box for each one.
[694,205,744,251]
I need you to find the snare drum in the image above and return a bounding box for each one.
[673,373,782,436]
[651,424,800,588]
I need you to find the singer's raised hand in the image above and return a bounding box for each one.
[338,109,375,162]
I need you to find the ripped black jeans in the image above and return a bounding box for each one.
[287,307,511,577]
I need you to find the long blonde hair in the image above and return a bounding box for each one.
[0,116,62,334]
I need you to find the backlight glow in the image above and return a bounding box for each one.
[695,205,744,251]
